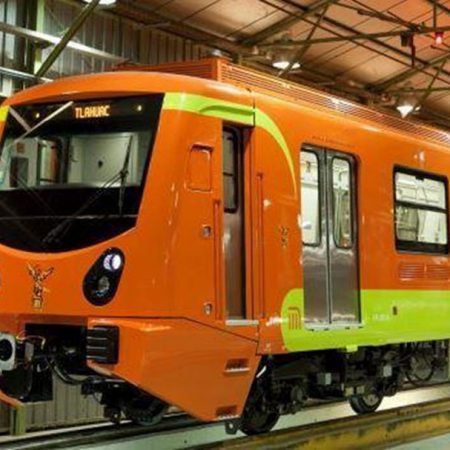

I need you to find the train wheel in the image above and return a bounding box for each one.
[239,388,280,436]
[240,409,280,436]
[349,392,383,414]
[123,395,168,426]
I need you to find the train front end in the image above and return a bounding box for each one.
[0,73,261,425]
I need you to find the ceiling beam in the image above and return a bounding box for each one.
[387,85,450,94]
[416,59,447,105]
[426,0,450,18]
[35,0,100,77]
[241,0,340,46]
[0,65,52,83]
[258,0,450,90]
[0,21,124,61]
[279,4,330,77]
[374,51,450,92]
[262,24,450,46]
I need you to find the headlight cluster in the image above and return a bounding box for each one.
[83,248,125,306]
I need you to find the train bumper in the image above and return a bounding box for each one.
[87,317,261,422]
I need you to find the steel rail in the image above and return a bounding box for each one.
[200,397,450,450]
[0,415,201,450]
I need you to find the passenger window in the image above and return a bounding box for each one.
[395,169,448,254]
[222,130,238,212]
[332,158,352,248]
[300,151,320,245]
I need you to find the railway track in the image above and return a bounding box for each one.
[0,415,201,450]
[2,383,450,450]
[200,397,450,450]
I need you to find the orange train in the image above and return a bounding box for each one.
[0,57,448,433]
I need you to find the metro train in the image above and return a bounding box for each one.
[0,57,449,434]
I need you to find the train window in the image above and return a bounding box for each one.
[394,169,448,254]
[10,157,28,188]
[332,158,352,248]
[37,139,63,185]
[223,129,239,212]
[300,151,320,245]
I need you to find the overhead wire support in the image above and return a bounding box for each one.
[241,0,340,46]
[278,4,331,77]
[34,0,101,78]
[260,25,450,47]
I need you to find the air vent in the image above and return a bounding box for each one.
[426,264,450,280]
[399,263,425,280]
[117,57,450,148]
[114,59,216,80]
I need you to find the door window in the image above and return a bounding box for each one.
[300,151,320,245]
[332,158,353,249]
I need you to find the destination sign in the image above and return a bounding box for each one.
[74,105,111,119]
[6,95,162,137]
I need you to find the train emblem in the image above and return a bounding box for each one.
[27,264,54,310]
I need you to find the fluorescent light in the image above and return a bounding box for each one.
[272,59,300,70]
[397,103,415,118]
[82,0,116,5]
[396,92,418,118]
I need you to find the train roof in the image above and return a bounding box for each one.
[4,57,450,147]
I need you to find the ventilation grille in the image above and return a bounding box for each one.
[399,262,450,281]
[221,64,450,146]
[399,263,425,280]
[426,264,450,280]
[115,58,450,147]
[114,60,216,80]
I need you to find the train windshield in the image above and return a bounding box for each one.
[0,95,163,252]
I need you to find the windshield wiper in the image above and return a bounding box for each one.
[41,170,124,248]
[3,102,74,155]
[42,135,137,247]
[118,135,133,216]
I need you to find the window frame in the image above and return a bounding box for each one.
[300,148,322,247]
[393,165,449,255]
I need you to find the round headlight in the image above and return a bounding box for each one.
[94,275,111,297]
[83,248,125,306]
[103,253,123,272]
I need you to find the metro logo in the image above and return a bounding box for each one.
[74,105,110,119]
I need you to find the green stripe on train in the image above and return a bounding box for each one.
[281,288,450,352]
[0,106,9,122]
[163,92,297,194]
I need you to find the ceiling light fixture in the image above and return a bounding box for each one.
[82,0,116,5]
[272,60,301,70]
[396,93,419,118]
[272,52,300,70]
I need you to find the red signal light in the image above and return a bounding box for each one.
[435,31,444,45]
